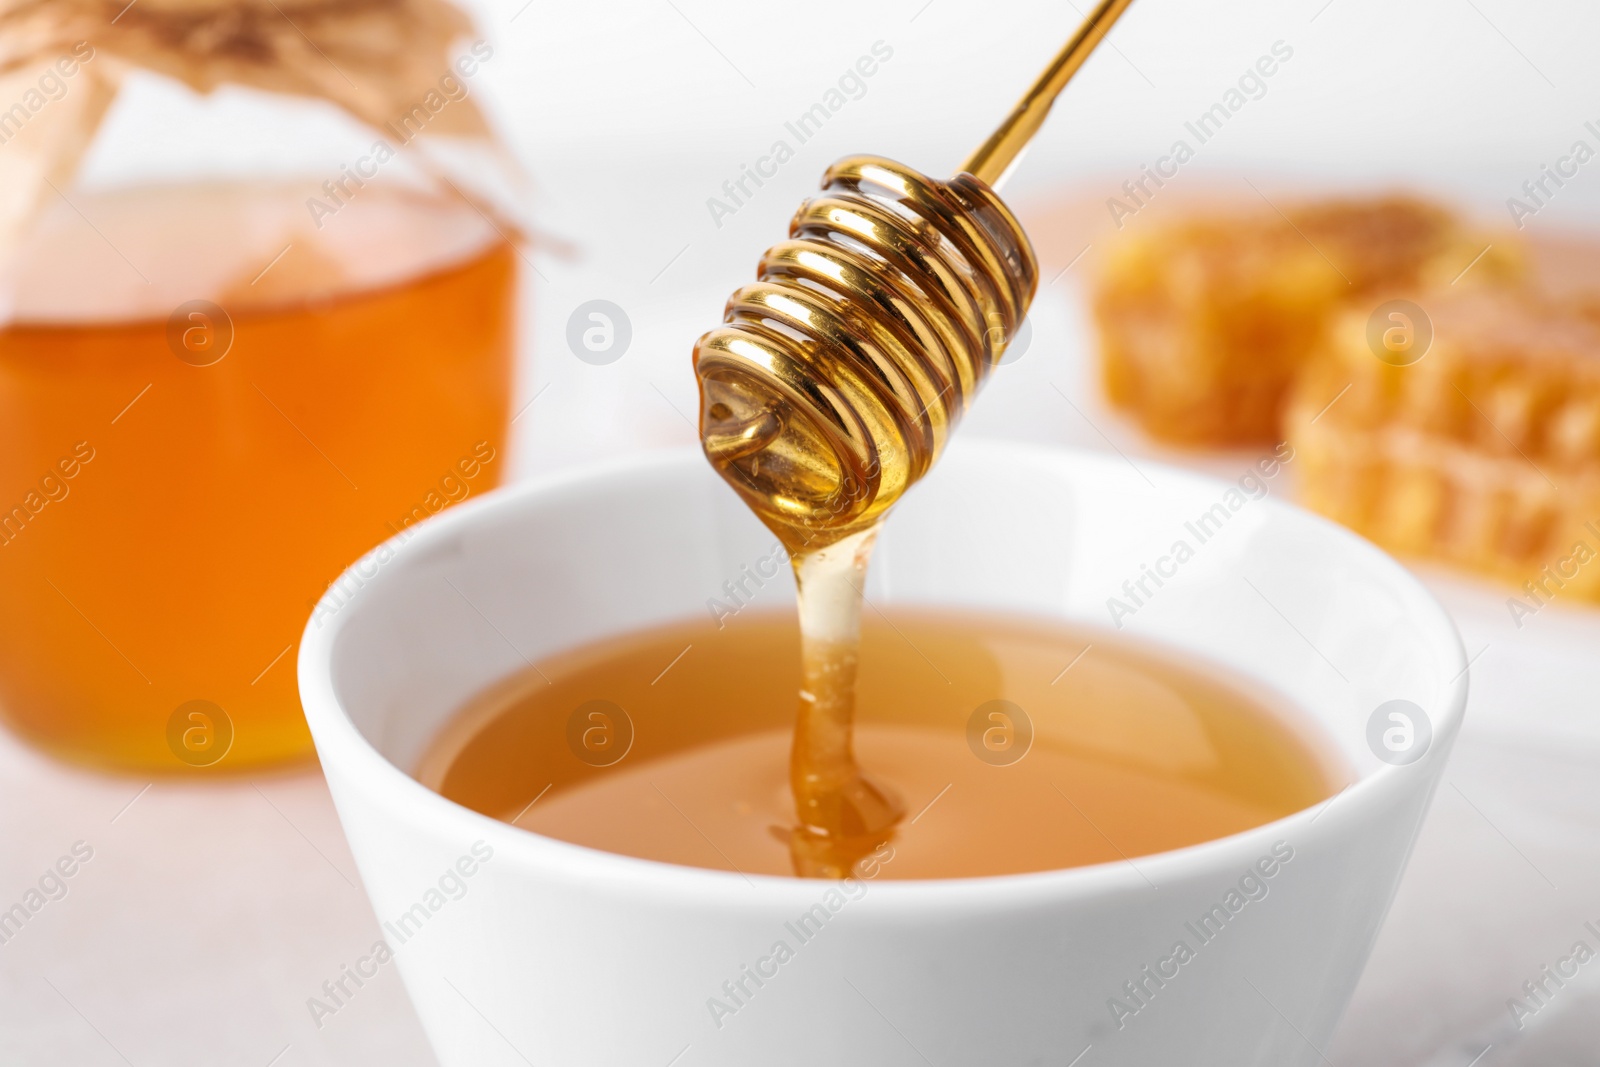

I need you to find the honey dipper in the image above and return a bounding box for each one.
[692,0,1138,877]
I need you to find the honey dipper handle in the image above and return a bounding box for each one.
[960,0,1139,186]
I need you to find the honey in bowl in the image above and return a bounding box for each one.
[419,609,1346,880]
[0,180,515,771]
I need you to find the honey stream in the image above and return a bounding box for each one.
[694,1,1137,876]
[695,160,1035,875]
[785,529,902,877]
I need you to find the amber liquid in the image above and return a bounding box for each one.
[420,609,1345,880]
[0,182,515,771]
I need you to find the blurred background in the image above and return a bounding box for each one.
[3,0,1599,1063]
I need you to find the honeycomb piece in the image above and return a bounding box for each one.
[1288,290,1600,603]
[1092,195,1518,446]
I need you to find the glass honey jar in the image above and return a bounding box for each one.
[0,0,521,771]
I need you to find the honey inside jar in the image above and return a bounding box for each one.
[0,180,516,772]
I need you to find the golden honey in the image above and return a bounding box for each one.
[420,609,1344,880]
[0,181,515,771]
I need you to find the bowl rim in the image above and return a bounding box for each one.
[298,440,1469,911]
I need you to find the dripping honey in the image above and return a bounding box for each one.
[420,609,1345,880]
[694,158,1039,870]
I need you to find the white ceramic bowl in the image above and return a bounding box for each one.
[299,440,1466,1067]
